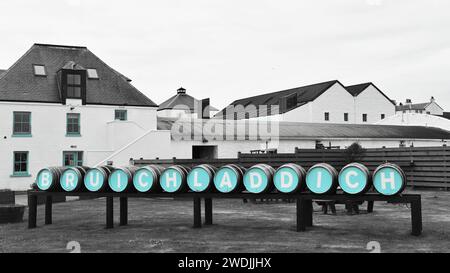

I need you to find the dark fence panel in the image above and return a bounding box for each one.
[132,146,450,189]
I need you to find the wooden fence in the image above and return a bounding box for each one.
[132,146,450,190]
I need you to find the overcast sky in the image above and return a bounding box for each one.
[1,0,450,110]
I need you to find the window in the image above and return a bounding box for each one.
[13,112,31,136]
[66,113,80,136]
[324,112,330,121]
[63,151,83,167]
[66,74,82,98]
[286,94,298,110]
[87,68,99,79]
[33,65,46,76]
[13,151,29,176]
[344,113,349,122]
[115,110,127,121]
[362,114,368,122]
[381,114,385,120]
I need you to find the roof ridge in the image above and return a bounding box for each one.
[34,43,87,49]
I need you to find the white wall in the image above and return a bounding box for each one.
[425,102,444,115]
[0,101,158,191]
[354,85,396,124]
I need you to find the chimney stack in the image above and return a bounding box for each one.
[431,96,435,103]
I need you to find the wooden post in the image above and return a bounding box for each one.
[305,199,313,227]
[106,197,114,229]
[296,198,306,232]
[193,198,202,228]
[45,195,53,225]
[119,197,128,226]
[28,194,37,229]
[204,198,213,225]
[367,201,374,213]
[411,198,422,236]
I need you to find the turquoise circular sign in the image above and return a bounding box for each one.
[160,169,183,193]
[306,167,333,194]
[339,167,368,194]
[133,169,155,193]
[109,170,129,192]
[84,169,105,192]
[373,167,404,195]
[37,170,53,191]
[60,169,79,192]
[214,167,238,193]
[274,167,300,193]
[187,168,211,192]
[244,168,269,194]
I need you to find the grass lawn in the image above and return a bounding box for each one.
[1,189,449,253]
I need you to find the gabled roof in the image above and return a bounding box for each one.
[396,103,430,111]
[158,88,218,112]
[345,82,372,96]
[345,82,396,105]
[396,100,444,112]
[158,117,450,140]
[0,43,157,107]
[214,80,342,118]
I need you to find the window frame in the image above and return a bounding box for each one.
[324,112,330,121]
[12,111,32,137]
[33,64,47,76]
[344,113,349,122]
[66,113,81,136]
[63,151,83,167]
[12,151,30,177]
[87,68,99,79]
[362,113,368,122]
[381,114,386,120]
[114,109,128,121]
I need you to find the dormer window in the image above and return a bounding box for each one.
[87,68,98,79]
[33,65,46,76]
[67,74,82,98]
[60,69,87,104]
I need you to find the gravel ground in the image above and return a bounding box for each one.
[1,189,449,253]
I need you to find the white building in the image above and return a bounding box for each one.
[395,97,444,116]
[156,118,450,159]
[0,44,172,191]
[214,81,396,124]
[157,87,218,119]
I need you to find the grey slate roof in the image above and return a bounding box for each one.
[0,43,157,107]
[215,80,395,119]
[345,83,372,96]
[396,103,430,111]
[158,88,218,112]
[158,118,450,140]
[345,82,396,105]
[214,80,341,118]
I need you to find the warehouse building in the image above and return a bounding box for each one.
[214,80,396,124]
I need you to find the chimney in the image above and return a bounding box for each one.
[177,87,186,95]
[406,99,412,104]
[431,96,435,103]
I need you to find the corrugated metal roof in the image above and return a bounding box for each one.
[158,118,450,140]
[0,43,157,107]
